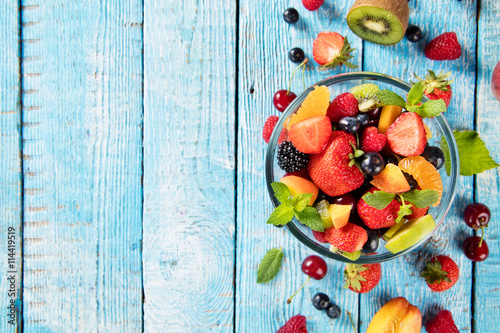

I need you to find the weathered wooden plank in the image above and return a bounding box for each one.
[21,0,143,331]
[475,1,500,331]
[142,0,236,331]
[0,1,22,332]
[236,1,362,332]
[360,1,477,332]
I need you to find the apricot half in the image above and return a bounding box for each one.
[370,163,410,193]
[367,297,422,333]
[280,175,319,206]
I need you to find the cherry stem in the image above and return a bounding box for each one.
[286,276,310,304]
[479,227,485,247]
[347,311,357,333]
[286,58,309,95]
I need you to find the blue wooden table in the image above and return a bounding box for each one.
[1,0,499,332]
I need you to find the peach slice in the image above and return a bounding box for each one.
[280,175,319,206]
[423,122,432,139]
[370,163,410,193]
[378,105,403,134]
[367,297,422,333]
[327,204,351,229]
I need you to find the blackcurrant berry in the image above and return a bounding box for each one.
[283,8,299,24]
[406,25,422,43]
[359,152,385,176]
[421,145,445,170]
[312,293,330,310]
[288,47,305,63]
[326,304,341,319]
[362,230,379,254]
[356,113,370,127]
[339,116,360,134]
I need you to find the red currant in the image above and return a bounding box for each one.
[273,90,297,112]
[464,203,491,230]
[463,236,489,262]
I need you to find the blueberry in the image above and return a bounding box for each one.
[383,154,399,166]
[402,171,418,190]
[421,146,445,170]
[339,116,360,134]
[359,152,385,176]
[283,8,299,24]
[406,25,422,43]
[288,47,305,63]
[356,113,370,128]
[312,293,330,310]
[362,230,379,254]
[326,304,341,319]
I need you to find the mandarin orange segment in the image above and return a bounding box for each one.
[285,85,330,130]
[398,156,443,206]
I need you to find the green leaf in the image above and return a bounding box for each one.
[294,207,324,232]
[407,82,425,105]
[414,99,446,118]
[292,193,312,212]
[396,203,413,224]
[361,191,396,209]
[401,189,439,208]
[441,130,500,176]
[271,182,291,204]
[266,204,294,226]
[257,248,284,284]
[376,89,406,108]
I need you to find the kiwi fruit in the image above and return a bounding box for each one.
[329,245,361,261]
[350,83,381,113]
[346,0,409,45]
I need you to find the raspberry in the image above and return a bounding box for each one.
[277,141,309,173]
[263,115,279,143]
[302,0,324,11]
[312,230,327,243]
[326,92,359,123]
[277,314,308,333]
[424,32,462,61]
[426,310,459,333]
[360,126,386,152]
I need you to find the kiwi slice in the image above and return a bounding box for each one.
[350,83,381,113]
[385,214,436,254]
[329,245,361,261]
[346,0,409,45]
[314,200,334,229]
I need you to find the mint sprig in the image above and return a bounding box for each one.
[376,90,406,108]
[267,182,324,231]
[361,191,396,209]
[441,130,500,176]
[257,248,284,284]
[396,195,413,224]
[362,189,439,210]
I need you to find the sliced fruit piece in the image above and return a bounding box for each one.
[367,297,422,333]
[280,175,319,206]
[378,105,403,134]
[423,122,432,139]
[346,0,409,46]
[288,115,332,154]
[327,204,351,229]
[399,156,443,206]
[385,214,436,254]
[386,112,427,156]
[324,222,368,253]
[370,163,410,193]
[312,32,357,69]
[285,85,330,130]
[351,83,380,112]
[329,245,361,261]
[314,199,334,229]
[382,219,405,241]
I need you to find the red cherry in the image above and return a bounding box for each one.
[301,255,327,279]
[331,193,358,216]
[463,203,491,230]
[273,90,297,112]
[463,236,489,262]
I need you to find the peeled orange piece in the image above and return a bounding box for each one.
[285,85,330,130]
[399,156,443,206]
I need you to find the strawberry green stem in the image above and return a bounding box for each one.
[286,276,310,304]
[479,227,485,247]
[347,311,357,333]
[287,58,309,95]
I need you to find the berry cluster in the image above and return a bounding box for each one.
[312,293,341,319]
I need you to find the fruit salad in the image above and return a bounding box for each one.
[270,81,448,260]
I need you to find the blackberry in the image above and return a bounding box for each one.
[277,141,308,173]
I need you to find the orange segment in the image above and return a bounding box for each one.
[398,156,443,206]
[285,85,330,130]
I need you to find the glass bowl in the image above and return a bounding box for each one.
[265,72,459,263]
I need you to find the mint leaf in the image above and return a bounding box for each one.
[396,203,413,224]
[267,204,294,226]
[294,207,324,232]
[441,130,500,176]
[361,191,396,209]
[271,182,292,204]
[292,193,312,212]
[376,90,406,108]
[401,189,439,208]
[257,248,284,284]
[414,99,446,118]
[407,82,425,105]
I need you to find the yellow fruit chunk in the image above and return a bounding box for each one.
[370,163,411,193]
[280,175,319,206]
[398,156,443,206]
[385,214,436,253]
[378,105,403,134]
[367,297,422,333]
[327,204,351,229]
[423,122,432,139]
[285,85,330,130]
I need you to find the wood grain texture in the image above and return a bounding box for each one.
[236,1,362,332]
[21,0,143,331]
[360,1,477,332]
[0,1,22,332]
[142,0,236,331]
[475,1,500,331]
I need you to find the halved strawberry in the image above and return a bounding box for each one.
[312,32,357,69]
[386,112,427,156]
[324,222,367,253]
[288,115,332,154]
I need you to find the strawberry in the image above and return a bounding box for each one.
[407,205,429,220]
[277,314,308,333]
[424,32,462,61]
[420,255,459,292]
[324,222,368,253]
[344,262,382,293]
[426,310,459,333]
[326,92,359,123]
[302,0,324,11]
[357,187,401,229]
[414,70,454,107]
[308,131,364,197]
[360,126,386,152]
[263,115,287,144]
[288,115,332,154]
[386,112,427,156]
[312,32,357,69]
